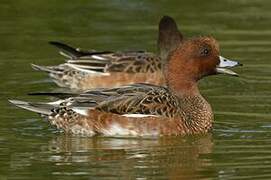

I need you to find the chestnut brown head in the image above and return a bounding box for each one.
[164,36,242,95]
[166,36,241,82]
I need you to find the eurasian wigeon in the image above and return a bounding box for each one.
[31,16,183,90]
[9,36,242,137]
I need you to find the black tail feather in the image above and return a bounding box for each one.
[49,41,113,59]
[28,92,78,99]
[49,41,88,59]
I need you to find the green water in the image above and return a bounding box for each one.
[1,0,271,179]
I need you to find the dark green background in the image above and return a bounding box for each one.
[1,0,271,179]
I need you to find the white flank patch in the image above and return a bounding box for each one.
[65,63,110,76]
[102,123,138,136]
[122,114,159,118]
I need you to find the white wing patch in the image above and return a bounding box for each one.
[91,55,107,60]
[71,107,91,116]
[65,63,110,76]
[122,114,159,118]
[47,100,65,105]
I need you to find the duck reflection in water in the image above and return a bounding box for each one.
[46,134,213,179]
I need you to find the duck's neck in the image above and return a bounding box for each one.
[166,74,213,134]
[164,54,200,97]
[167,77,200,97]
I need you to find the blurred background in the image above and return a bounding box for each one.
[0,0,271,179]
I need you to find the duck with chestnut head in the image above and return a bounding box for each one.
[31,16,183,90]
[9,34,242,137]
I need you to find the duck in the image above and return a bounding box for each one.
[9,36,242,137]
[31,16,183,90]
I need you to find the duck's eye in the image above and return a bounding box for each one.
[201,48,209,56]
